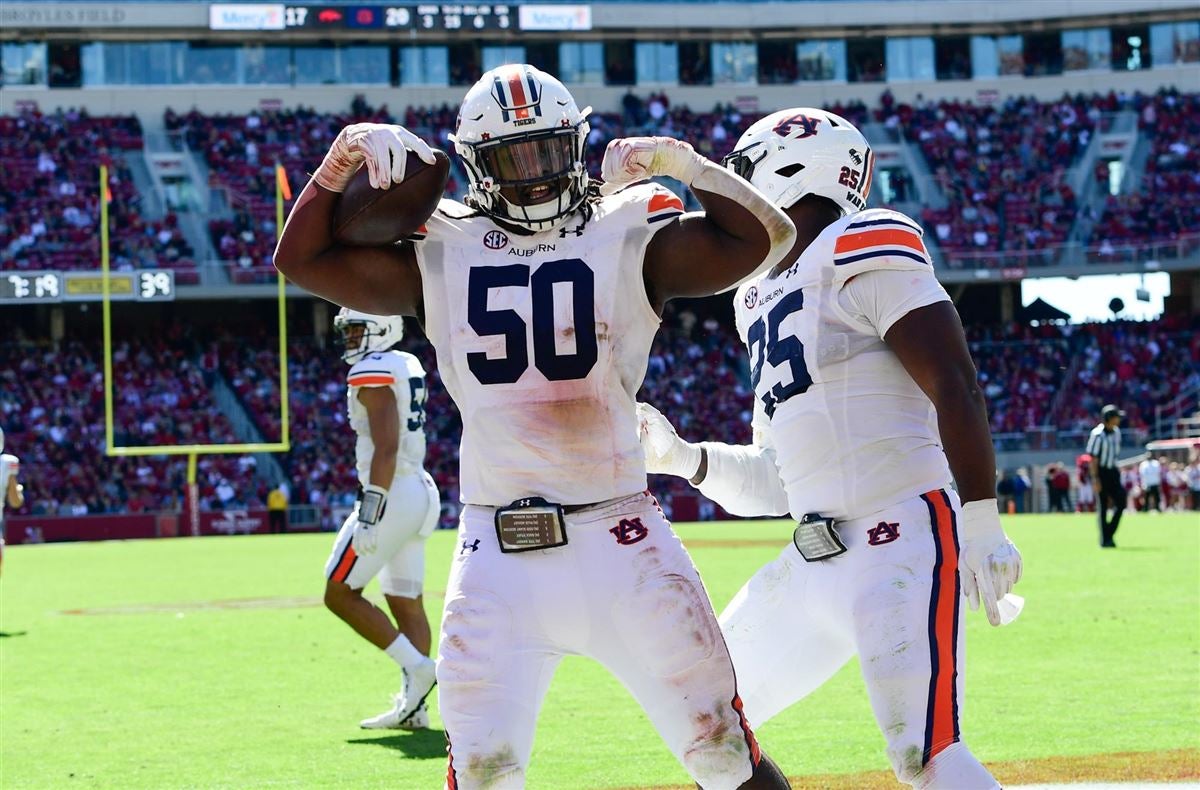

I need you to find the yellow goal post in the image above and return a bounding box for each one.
[99,164,292,531]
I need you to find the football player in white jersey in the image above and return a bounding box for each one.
[0,427,26,575]
[638,108,1023,789]
[276,65,796,789]
[322,309,442,731]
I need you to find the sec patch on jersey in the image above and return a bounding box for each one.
[333,149,451,246]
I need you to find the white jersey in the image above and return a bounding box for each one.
[347,350,428,487]
[733,208,953,521]
[413,183,682,506]
[0,453,18,521]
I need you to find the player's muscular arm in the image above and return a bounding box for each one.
[884,301,996,504]
[274,123,434,317]
[274,182,423,317]
[359,386,400,491]
[599,137,795,311]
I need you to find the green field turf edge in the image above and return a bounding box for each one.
[1,512,1197,789]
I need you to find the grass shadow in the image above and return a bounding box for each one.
[345,729,447,759]
[0,630,29,638]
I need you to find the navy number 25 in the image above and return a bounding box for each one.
[746,290,812,417]
[467,259,598,385]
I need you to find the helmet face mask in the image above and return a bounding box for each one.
[333,308,404,364]
[723,108,873,216]
[452,64,591,233]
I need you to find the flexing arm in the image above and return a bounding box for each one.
[273,124,434,316]
[600,137,796,311]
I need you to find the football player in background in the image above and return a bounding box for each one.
[323,309,441,730]
[639,108,1022,789]
[0,427,26,575]
[276,65,796,789]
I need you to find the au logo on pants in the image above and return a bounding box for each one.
[610,517,648,545]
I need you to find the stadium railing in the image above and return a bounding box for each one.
[940,232,1200,270]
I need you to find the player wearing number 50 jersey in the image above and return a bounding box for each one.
[640,108,1023,789]
[277,65,797,789]
[322,308,442,731]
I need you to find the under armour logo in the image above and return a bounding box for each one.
[609,517,649,546]
[867,521,900,546]
[558,222,585,238]
[461,539,481,554]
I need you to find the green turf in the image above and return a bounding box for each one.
[1,512,1197,788]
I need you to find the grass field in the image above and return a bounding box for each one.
[1,512,1198,788]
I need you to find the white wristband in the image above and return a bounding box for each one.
[360,483,388,525]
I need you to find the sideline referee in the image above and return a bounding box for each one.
[1087,404,1126,548]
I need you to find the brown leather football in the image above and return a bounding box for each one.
[332,149,451,245]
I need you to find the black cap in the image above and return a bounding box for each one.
[1101,404,1126,420]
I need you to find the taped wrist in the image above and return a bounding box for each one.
[960,498,1003,539]
[695,441,789,518]
[360,484,388,525]
[673,440,703,480]
[648,137,707,186]
[313,130,363,193]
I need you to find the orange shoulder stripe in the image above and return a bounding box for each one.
[348,375,396,386]
[834,227,926,255]
[648,192,685,213]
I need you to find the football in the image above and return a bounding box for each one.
[332,149,452,245]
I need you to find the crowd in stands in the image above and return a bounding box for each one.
[1087,90,1200,261]
[5,90,1196,281]
[0,109,198,282]
[888,91,1097,265]
[0,325,257,517]
[3,312,1195,521]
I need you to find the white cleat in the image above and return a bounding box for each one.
[359,697,429,730]
[359,658,436,730]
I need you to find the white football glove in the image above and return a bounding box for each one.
[958,498,1023,626]
[599,136,706,196]
[313,123,437,192]
[352,483,389,555]
[636,403,702,479]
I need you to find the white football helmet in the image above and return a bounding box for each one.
[450,64,591,232]
[723,108,873,215]
[0,425,4,453]
[333,308,404,364]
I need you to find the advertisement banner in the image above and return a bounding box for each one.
[518,4,591,31]
[209,3,285,31]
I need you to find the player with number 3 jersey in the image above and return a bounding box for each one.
[639,108,1023,789]
[277,65,797,789]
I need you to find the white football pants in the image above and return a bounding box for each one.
[720,488,997,789]
[439,491,760,790]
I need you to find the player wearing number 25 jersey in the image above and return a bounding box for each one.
[276,65,797,789]
[639,109,1023,789]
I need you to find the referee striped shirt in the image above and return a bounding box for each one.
[1086,424,1121,468]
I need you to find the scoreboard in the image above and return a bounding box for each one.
[0,271,176,304]
[283,5,513,30]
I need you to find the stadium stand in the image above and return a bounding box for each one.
[0,109,199,282]
[1087,90,1200,262]
[2,314,1195,519]
[0,328,259,516]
